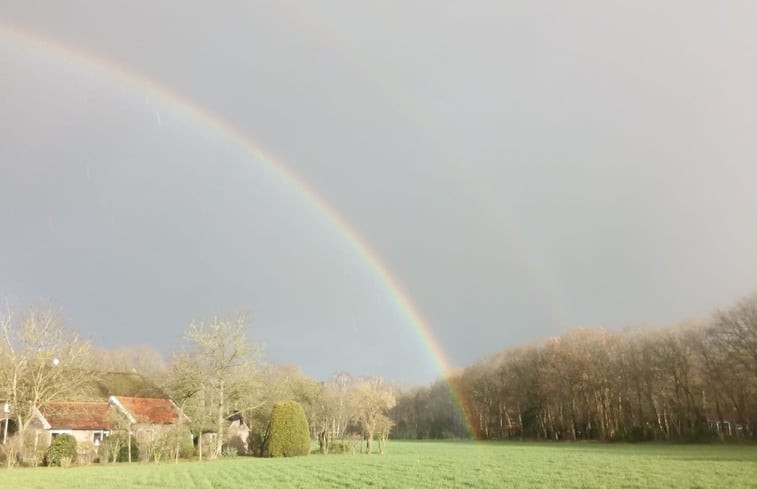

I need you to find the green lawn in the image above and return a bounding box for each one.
[1,441,756,489]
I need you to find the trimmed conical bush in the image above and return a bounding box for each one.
[262,400,311,457]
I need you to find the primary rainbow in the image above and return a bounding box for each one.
[0,20,478,436]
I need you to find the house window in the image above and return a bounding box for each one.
[93,431,105,444]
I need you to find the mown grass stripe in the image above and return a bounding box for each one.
[0,441,756,489]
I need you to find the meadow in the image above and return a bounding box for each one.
[1,441,756,489]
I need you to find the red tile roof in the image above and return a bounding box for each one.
[38,402,112,430]
[115,396,180,424]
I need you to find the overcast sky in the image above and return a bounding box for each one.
[1,1,756,383]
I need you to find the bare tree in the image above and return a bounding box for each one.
[178,316,260,459]
[0,304,97,465]
[166,351,206,461]
[374,414,394,454]
[712,294,757,383]
[103,406,133,463]
[326,372,353,439]
[349,379,396,454]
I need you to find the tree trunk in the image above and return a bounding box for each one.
[175,426,180,464]
[517,404,523,441]
[216,381,224,459]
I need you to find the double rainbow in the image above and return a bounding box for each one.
[1,20,478,437]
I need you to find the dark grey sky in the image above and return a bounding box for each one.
[2,1,756,383]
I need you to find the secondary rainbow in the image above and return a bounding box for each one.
[0,20,478,436]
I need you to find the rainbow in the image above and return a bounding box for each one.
[0,20,479,436]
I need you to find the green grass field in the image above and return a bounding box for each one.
[1,441,756,489]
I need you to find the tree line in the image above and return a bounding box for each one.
[2,290,755,465]
[391,293,757,442]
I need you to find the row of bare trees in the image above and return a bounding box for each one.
[392,293,757,442]
[243,367,396,455]
[165,327,396,457]
[0,304,397,465]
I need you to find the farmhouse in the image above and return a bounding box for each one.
[33,401,112,446]
[28,396,186,449]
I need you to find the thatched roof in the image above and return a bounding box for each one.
[67,372,167,401]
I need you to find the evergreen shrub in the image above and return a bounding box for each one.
[46,434,77,467]
[262,401,310,457]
